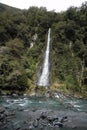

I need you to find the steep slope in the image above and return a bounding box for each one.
[0,2,87,97]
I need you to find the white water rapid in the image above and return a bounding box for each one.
[37,28,51,87]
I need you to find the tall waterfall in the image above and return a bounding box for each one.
[37,28,51,87]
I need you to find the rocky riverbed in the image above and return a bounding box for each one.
[0,94,87,130]
[0,106,87,130]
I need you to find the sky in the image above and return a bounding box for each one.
[0,0,86,12]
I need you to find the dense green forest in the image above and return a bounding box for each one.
[0,2,87,96]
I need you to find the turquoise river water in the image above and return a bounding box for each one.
[0,95,87,130]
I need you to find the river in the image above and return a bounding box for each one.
[0,95,87,130]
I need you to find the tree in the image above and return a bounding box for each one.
[6,38,24,57]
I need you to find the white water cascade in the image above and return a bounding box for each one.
[37,28,51,87]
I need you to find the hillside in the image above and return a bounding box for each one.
[0,2,87,97]
[0,3,21,12]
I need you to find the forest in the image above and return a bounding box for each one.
[0,2,87,97]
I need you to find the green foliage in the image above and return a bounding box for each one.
[6,38,24,57]
[0,2,87,95]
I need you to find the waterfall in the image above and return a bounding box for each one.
[37,28,51,87]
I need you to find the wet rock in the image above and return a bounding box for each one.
[57,116,68,123]
[18,107,24,111]
[0,124,8,129]
[29,125,34,130]
[38,124,44,129]
[29,92,36,97]
[13,121,21,130]
[71,125,77,129]
[64,122,77,129]
[47,115,58,123]
[39,118,48,127]
[14,125,21,130]
[24,94,27,96]
[0,121,3,127]
[52,115,59,122]
[12,93,18,97]
[61,116,68,122]
[6,111,15,117]
[47,116,54,123]
[53,121,63,127]
[40,112,47,119]
[33,119,38,127]
[21,128,29,130]
[31,108,37,112]
[0,114,5,121]
[45,91,50,98]
[23,120,29,125]
[0,107,5,114]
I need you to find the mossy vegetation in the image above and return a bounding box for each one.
[0,3,87,97]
